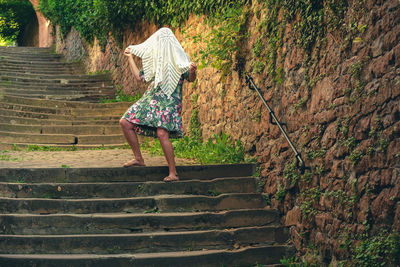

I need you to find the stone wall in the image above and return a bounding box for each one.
[49,0,399,264]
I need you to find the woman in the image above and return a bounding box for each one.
[120,27,197,182]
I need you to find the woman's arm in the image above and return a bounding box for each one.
[124,47,142,82]
[189,63,197,82]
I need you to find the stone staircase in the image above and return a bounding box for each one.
[0,46,131,149]
[0,165,294,266]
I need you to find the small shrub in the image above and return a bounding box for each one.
[351,230,400,267]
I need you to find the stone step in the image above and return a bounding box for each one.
[1,92,115,102]
[0,103,126,116]
[0,226,289,254]
[0,131,76,144]
[0,72,111,82]
[0,89,114,100]
[0,123,121,135]
[0,193,267,214]
[0,131,125,145]
[0,177,257,199]
[0,60,82,68]
[0,143,129,151]
[0,76,111,85]
[0,115,120,126]
[0,89,115,101]
[0,245,294,267]
[0,95,130,109]
[0,87,114,97]
[0,108,121,121]
[0,165,255,183]
[0,54,62,61]
[0,67,79,75]
[0,64,80,73]
[0,47,53,53]
[0,209,278,235]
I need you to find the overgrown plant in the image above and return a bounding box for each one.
[350,230,400,267]
[0,0,35,44]
[141,133,245,165]
[38,0,247,45]
[193,3,249,78]
[99,90,141,103]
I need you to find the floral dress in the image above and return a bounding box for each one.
[121,70,189,138]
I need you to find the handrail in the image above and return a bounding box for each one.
[245,73,305,174]
[106,37,119,68]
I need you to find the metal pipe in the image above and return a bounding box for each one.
[107,37,118,68]
[245,73,305,174]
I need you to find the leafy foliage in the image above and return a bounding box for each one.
[193,3,249,77]
[38,0,246,44]
[141,133,245,165]
[0,0,35,43]
[351,230,400,267]
[99,90,141,103]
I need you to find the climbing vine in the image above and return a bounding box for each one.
[0,0,35,44]
[38,0,246,44]
[252,0,348,81]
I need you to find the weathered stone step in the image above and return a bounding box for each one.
[0,103,126,116]
[0,131,125,145]
[0,66,79,74]
[0,123,121,135]
[0,193,267,214]
[0,131,76,144]
[0,209,278,235]
[0,67,78,75]
[0,177,257,199]
[0,245,294,267]
[0,95,131,109]
[0,54,62,61]
[0,76,111,85]
[1,92,114,102]
[0,88,114,98]
[0,143,128,151]
[0,108,121,121]
[0,115,120,126]
[0,47,53,53]
[0,89,114,100]
[0,226,288,254]
[0,59,82,68]
[0,165,255,183]
[1,83,114,91]
[0,71,110,80]
[1,72,111,82]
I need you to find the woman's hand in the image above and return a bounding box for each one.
[124,47,132,57]
[189,63,197,82]
[190,63,197,73]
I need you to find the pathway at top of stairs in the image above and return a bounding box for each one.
[0,46,131,150]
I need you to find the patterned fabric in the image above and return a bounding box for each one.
[122,70,190,138]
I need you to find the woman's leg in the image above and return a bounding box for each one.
[119,119,145,166]
[157,127,178,181]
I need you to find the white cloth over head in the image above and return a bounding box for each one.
[128,27,191,97]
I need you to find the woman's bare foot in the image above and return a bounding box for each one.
[163,174,179,182]
[123,159,146,167]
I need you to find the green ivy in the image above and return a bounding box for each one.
[194,3,249,78]
[351,230,400,267]
[189,109,202,141]
[99,90,141,103]
[0,0,35,43]
[38,0,246,44]
[141,133,245,165]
